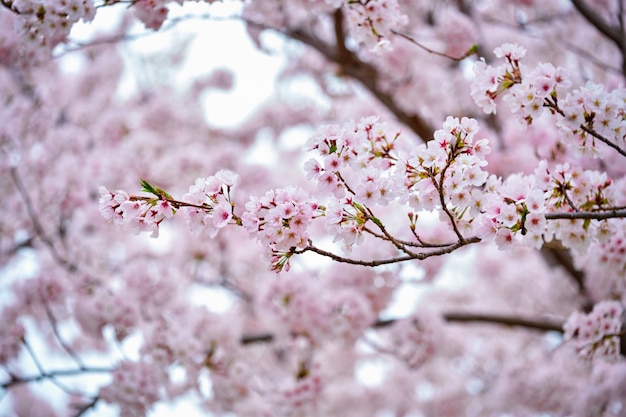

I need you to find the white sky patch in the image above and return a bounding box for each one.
[355,358,388,388]
[190,284,236,314]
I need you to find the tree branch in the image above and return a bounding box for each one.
[294,236,481,267]
[10,167,77,273]
[73,396,100,417]
[240,311,564,345]
[545,208,626,220]
[245,18,435,141]
[442,311,563,332]
[1,367,113,389]
[570,0,626,76]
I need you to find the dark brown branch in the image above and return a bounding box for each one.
[442,312,563,332]
[571,0,624,47]
[244,18,435,142]
[540,243,594,317]
[580,124,626,158]
[545,208,626,220]
[294,236,481,267]
[73,397,100,417]
[0,0,18,13]
[1,367,113,389]
[240,311,564,345]
[570,0,626,76]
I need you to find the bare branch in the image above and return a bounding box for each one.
[545,208,626,220]
[244,18,435,142]
[295,236,481,267]
[43,303,86,369]
[570,0,626,75]
[1,367,113,389]
[571,0,624,48]
[10,167,77,273]
[240,311,564,345]
[443,311,563,333]
[73,397,100,417]
[392,30,477,61]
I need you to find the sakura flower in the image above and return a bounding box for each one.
[493,43,527,60]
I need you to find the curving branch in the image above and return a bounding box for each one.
[294,236,481,267]
[245,11,435,142]
[0,0,18,13]
[570,0,626,76]
[571,0,624,47]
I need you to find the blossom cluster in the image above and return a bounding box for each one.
[305,117,404,249]
[403,116,491,223]
[385,312,440,368]
[132,0,171,30]
[100,112,623,274]
[557,82,626,158]
[344,0,408,52]
[99,360,164,415]
[475,160,616,251]
[8,0,96,59]
[271,363,323,416]
[179,169,239,237]
[98,185,175,238]
[263,274,376,343]
[74,286,139,341]
[242,186,321,271]
[578,222,626,303]
[564,300,624,361]
[471,43,626,158]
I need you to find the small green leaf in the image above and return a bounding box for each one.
[464,44,479,57]
[140,178,154,193]
[140,179,173,200]
[370,216,383,227]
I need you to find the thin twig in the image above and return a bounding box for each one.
[10,167,77,272]
[43,303,85,369]
[74,396,100,417]
[21,340,83,396]
[1,367,113,389]
[295,236,480,267]
[392,30,477,61]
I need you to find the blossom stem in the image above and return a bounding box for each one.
[545,208,626,220]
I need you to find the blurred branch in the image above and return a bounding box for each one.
[1,367,113,389]
[570,0,626,76]
[571,0,623,47]
[241,311,564,345]
[245,13,435,142]
[9,167,77,272]
[0,0,18,13]
[74,396,100,417]
[442,311,563,332]
[392,30,478,61]
[43,302,86,369]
